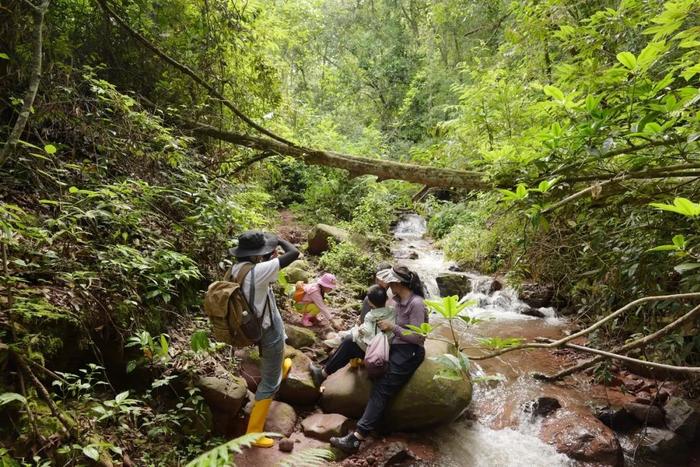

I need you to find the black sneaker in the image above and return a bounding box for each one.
[309,363,326,388]
[330,432,361,454]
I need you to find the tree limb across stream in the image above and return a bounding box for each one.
[190,123,490,189]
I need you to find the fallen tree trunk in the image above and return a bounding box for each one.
[190,123,489,189]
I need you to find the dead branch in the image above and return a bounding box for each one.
[0,0,50,167]
[535,338,700,374]
[536,303,700,381]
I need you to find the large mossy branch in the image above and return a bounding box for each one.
[190,123,489,189]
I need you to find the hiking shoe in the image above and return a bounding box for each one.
[330,432,361,454]
[309,363,326,388]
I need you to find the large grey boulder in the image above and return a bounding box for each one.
[307,224,350,255]
[278,345,321,405]
[197,375,247,434]
[320,340,472,431]
[435,273,471,298]
[664,396,699,440]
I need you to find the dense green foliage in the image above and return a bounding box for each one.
[1,0,699,464]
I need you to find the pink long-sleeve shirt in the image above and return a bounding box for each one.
[299,283,332,318]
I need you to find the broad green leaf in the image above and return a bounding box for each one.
[0,392,27,406]
[82,446,100,461]
[43,144,57,155]
[115,391,129,404]
[674,263,700,273]
[190,330,210,352]
[650,198,700,217]
[672,234,686,249]
[637,41,666,70]
[0,53,9,60]
[616,51,637,70]
[643,122,662,134]
[543,85,564,101]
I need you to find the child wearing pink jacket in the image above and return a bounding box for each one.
[294,273,338,327]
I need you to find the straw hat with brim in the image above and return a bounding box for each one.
[376,268,404,284]
[229,231,278,257]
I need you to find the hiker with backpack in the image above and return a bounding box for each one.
[309,265,428,454]
[226,230,299,448]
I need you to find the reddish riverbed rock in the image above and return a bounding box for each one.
[540,412,623,466]
[301,413,351,441]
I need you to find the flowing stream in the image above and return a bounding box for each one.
[392,214,582,467]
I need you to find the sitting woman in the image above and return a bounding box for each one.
[294,272,338,327]
[310,265,428,453]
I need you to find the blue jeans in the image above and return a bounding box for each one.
[255,311,286,400]
[356,344,425,435]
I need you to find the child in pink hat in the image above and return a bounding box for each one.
[294,273,338,327]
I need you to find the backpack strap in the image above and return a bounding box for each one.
[235,263,255,284]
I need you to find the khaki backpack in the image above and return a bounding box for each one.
[203,263,266,347]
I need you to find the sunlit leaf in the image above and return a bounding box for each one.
[616,51,637,70]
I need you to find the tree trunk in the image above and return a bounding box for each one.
[0,0,50,167]
[190,123,488,189]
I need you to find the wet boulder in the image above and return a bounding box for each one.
[524,396,561,418]
[518,283,554,308]
[520,307,546,318]
[278,345,321,405]
[623,402,664,427]
[540,411,623,466]
[435,273,471,298]
[488,278,504,294]
[197,375,247,434]
[264,401,297,437]
[637,427,689,465]
[285,323,317,349]
[320,340,472,431]
[595,406,637,432]
[307,224,350,255]
[301,413,351,441]
[664,397,699,440]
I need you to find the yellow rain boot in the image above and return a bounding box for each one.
[282,357,292,380]
[349,358,363,369]
[246,398,274,448]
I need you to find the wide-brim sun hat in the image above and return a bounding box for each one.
[318,273,338,289]
[229,231,278,257]
[376,268,403,284]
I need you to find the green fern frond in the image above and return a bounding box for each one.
[277,447,335,467]
[186,432,278,467]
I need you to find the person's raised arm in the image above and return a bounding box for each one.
[277,238,300,269]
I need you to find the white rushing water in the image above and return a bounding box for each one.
[392,214,573,467]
